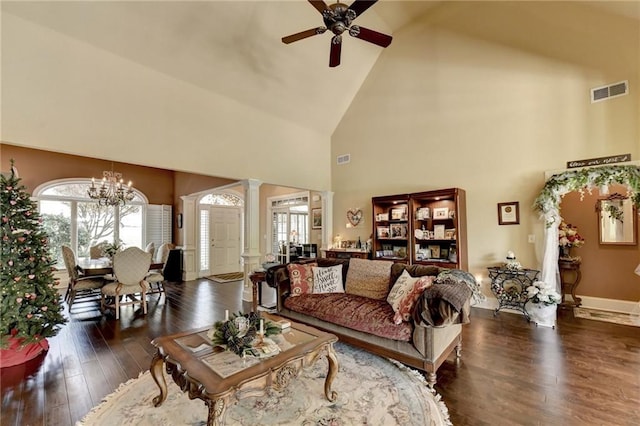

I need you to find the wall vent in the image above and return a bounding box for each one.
[337,154,351,165]
[591,80,628,103]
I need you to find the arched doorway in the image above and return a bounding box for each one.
[198,191,244,277]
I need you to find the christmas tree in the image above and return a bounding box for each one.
[1,161,66,349]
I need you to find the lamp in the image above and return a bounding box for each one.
[87,168,134,206]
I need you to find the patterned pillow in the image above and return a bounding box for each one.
[312,264,345,294]
[387,270,435,324]
[287,262,317,296]
[345,258,392,300]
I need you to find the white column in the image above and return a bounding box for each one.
[321,191,334,252]
[180,195,198,281]
[240,179,262,302]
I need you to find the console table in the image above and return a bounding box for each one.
[487,267,540,320]
[559,259,582,308]
[323,249,369,259]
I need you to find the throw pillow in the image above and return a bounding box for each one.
[312,264,345,294]
[345,258,392,300]
[435,269,486,305]
[387,270,435,324]
[287,262,317,296]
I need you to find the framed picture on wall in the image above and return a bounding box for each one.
[498,202,520,225]
[312,208,322,229]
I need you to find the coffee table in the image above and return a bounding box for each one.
[150,314,339,425]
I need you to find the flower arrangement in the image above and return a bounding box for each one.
[103,240,124,258]
[207,311,280,356]
[558,221,584,248]
[526,281,561,306]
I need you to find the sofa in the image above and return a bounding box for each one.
[266,257,474,387]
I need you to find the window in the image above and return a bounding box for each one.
[35,179,147,268]
[268,194,309,264]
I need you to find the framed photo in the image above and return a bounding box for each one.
[445,228,456,240]
[433,207,449,219]
[377,226,390,238]
[498,202,520,225]
[433,224,445,239]
[390,223,408,239]
[376,213,389,222]
[390,206,407,221]
[428,245,440,259]
[440,247,449,259]
[312,208,322,229]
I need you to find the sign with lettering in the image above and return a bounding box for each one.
[567,154,631,169]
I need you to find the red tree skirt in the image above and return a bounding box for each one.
[0,337,49,368]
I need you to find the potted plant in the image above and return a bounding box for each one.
[1,161,67,367]
[103,240,124,260]
[526,281,561,328]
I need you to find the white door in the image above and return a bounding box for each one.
[209,206,241,275]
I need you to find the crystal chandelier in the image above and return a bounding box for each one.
[87,169,134,206]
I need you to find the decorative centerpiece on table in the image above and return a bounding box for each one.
[207,311,281,357]
[103,240,124,260]
[525,280,561,328]
[1,161,67,367]
[504,251,523,271]
[558,221,584,260]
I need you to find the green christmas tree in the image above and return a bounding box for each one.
[1,161,66,348]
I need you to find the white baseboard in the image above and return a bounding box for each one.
[474,295,640,316]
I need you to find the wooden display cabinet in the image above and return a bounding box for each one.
[372,194,410,262]
[410,188,467,270]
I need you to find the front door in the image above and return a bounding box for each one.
[209,206,241,275]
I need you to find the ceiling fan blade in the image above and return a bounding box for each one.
[282,27,326,44]
[329,37,342,67]
[348,0,378,18]
[308,0,329,15]
[350,26,392,47]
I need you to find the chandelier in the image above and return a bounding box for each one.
[87,169,134,206]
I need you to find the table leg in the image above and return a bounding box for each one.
[251,280,258,312]
[324,344,339,402]
[150,351,167,407]
[206,397,228,426]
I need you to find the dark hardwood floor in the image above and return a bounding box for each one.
[2,279,639,425]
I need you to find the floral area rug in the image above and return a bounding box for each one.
[574,307,640,327]
[206,272,245,283]
[77,343,450,426]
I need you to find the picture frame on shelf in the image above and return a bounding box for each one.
[312,208,322,229]
[416,207,430,220]
[428,245,440,259]
[390,223,408,239]
[497,201,520,225]
[376,213,389,222]
[377,226,390,238]
[433,207,449,219]
[390,206,407,221]
[433,224,445,239]
[440,247,449,259]
[445,228,456,239]
[392,246,407,259]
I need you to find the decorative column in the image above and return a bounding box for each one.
[180,195,198,281]
[321,191,334,252]
[240,179,262,302]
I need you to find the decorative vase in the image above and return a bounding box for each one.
[559,246,571,259]
[527,303,557,328]
[0,336,49,368]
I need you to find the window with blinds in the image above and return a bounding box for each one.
[200,209,210,270]
[146,205,172,250]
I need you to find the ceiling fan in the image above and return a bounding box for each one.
[282,0,393,67]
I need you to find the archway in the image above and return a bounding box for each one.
[534,164,640,293]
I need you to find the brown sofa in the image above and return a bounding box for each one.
[266,258,472,387]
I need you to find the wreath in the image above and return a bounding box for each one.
[207,312,280,356]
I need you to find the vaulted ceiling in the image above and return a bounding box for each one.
[2,1,638,138]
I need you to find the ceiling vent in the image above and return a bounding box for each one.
[337,154,351,165]
[591,80,628,103]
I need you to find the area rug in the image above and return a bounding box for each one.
[77,343,450,426]
[574,307,640,327]
[206,272,245,283]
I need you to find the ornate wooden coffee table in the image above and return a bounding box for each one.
[150,314,339,425]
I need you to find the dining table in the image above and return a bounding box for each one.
[77,257,163,277]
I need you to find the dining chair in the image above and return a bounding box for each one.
[61,245,106,311]
[144,242,155,259]
[90,242,107,259]
[101,247,152,320]
[146,242,175,296]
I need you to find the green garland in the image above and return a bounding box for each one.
[534,165,640,226]
[209,311,280,356]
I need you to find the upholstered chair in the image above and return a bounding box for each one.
[89,242,107,259]
[146,242,175,296]
[61,245,106,311]
[144,242,155,259]
[101,247,151,320]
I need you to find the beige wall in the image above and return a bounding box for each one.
[331,2,640,302]
[1,11,332,191]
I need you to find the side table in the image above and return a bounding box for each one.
[487,267,540,320]
[249,270,267,312]
[559,259,582,308]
